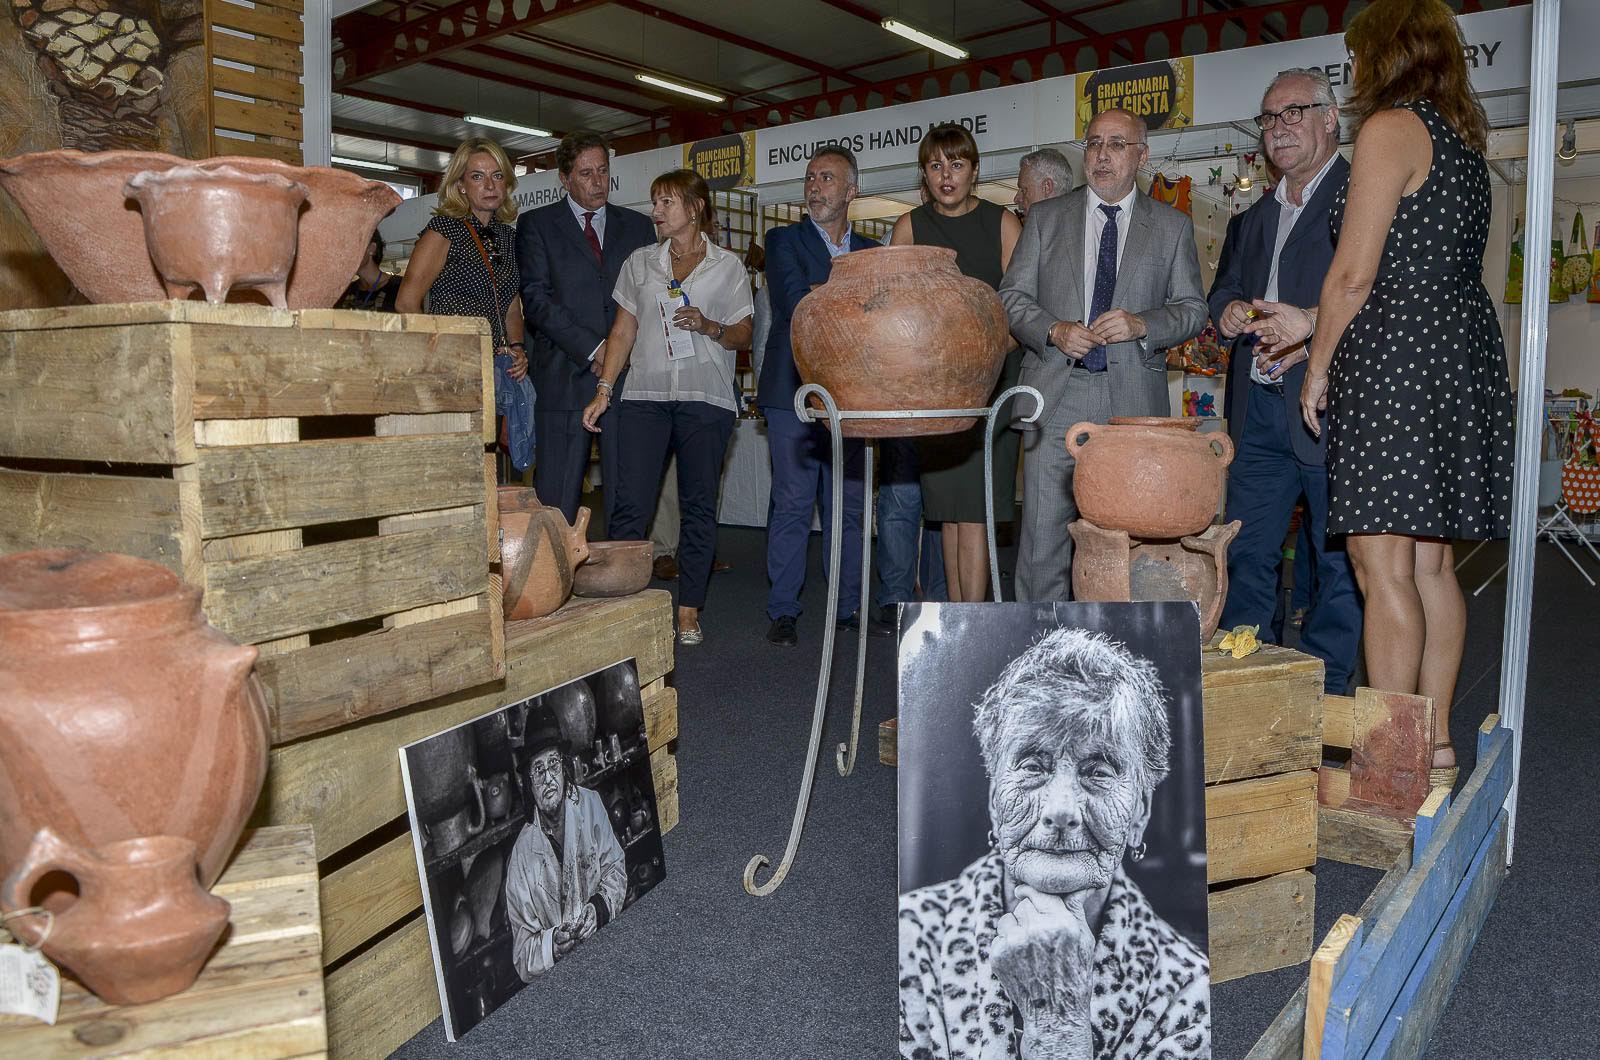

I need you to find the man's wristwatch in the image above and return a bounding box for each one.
[710,320,726,342]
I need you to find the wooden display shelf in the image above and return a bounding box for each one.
[0,301,503,739]
[0,825,326,1058]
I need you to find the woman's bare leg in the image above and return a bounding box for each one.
[1413,539,1467,767]
[1346,532,1426,695]
[955,522,990,603]
[942,523,965,602]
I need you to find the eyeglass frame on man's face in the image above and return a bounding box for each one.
[1255,102,1330,132]
[1083,136,1146,156]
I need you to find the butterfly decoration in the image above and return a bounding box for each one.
[1244,151,1258,168]
[1209,166,1223,186]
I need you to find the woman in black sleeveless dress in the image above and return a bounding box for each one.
[1244,0,1512,785]
[890,124,1023,602]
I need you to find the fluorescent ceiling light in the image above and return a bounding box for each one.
[635,72,724,104]
[881,18,968,60]
[332,155,399,172]
[465,114,552,138]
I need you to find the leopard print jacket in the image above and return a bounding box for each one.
[899,852,1210,1059]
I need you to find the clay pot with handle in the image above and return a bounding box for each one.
[1,829,230,1006]
[1065,421,1235,539]
[497,487,591,620]
[0,549,269,891]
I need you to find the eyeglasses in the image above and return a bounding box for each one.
[1255,103,1329,131]
[1084,137,1145,155]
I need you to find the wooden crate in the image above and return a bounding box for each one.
[0,825,327,1057]
[208,0,305,165]
[1318,688,1440,869]
[256,590,680,1060]
[0,301,503,740]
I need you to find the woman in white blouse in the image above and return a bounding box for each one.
[582,170,754,645]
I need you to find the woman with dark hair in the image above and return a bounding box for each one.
[581,170,754,645]
[398,137,534,475]
[1243,0,1512,787]
[891,123,1024,603]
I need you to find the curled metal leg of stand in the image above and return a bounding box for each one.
[744,383,848,896]
[837,441,873,777]
[984,385,1045,602]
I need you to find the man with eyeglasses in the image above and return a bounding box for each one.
[1000,107,1208,602]
[1208,67,1361,695]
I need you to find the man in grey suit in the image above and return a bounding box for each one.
[999,107,1208,601]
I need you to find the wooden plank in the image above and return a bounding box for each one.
[1304,914,1363,1060]
[1318,802,1416,870]
[250,0,304,14]
[1412,786,1452,859]
[0,302,484,333]
[210,0,304,41]
[1324,692,1355,749]
[1245,980,1310,1060]
[211,135,304,165]
[1205,769,1318,884]
[1347,687,1433,812]
[1201,644,1323,783]
[212,60,305,106]
[204,521,486,644]
[0,322,194,464]
[325,916,435,1060]
[263,591,674,858]
[1365,812,1509,1060]
[1320,723,1513,1060]
[0,468,202,585]
[210,30,302,75]
[644,684,679,752]
[879,717,898,766]
[321,832,423,965]
[1207,868,1314,983]
[198,433,486,536]
[190,325,484,418]
[213,95,305,141]
[653,749,679,835]
[263,602,500,743]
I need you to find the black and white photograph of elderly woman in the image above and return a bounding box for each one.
[400,659,666,1040]
[898,602,1210,1060]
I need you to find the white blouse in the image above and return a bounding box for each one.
[612,234,754,413]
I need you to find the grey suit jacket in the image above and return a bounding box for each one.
[999,188,1208,426]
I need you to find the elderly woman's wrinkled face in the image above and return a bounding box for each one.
[992,718,1149,896]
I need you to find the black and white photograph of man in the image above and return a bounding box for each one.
[897,603,1210,1060]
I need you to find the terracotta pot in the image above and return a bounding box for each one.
[790,245,1011,437]
[0,149,400,307]
[571,540,653,598]
[543,680,597,752]
[497,487,591,620]
[0,549,268,890]
[1069,518,1243,641]
[1065,420,1235,538]
[1107,416,1200,430]
[1,829,230,1005]
[591,662,643,739]
[126,165,308,307]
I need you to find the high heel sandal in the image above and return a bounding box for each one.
[1429,745,1458,790]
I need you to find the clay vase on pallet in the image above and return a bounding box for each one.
[126,165,308,307]
[571,540,653,598]
[790,245,1011,437]
[497,487,591,621]
[1,830,230,1006]
[1068,518,1243,641]
[1065,420,1235,539]
[0,549,269,890]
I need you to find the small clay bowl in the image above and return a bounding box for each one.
[571,541,653,598]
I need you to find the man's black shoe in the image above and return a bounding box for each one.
[767,616,798,646]
[868,605,897,638]
[836,612,861,632]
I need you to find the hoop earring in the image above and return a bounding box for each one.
[987,829,998,851]
[1131,842,1147,863]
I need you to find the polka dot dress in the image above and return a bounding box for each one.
[423,214,520,348]
[1326,100,1514,540]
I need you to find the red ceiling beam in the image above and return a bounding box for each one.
[612,0,867,88]
[432,53,657,116]
[332,0,607,88]
[337,85,468,119]
[467,44,697,111]
[1013,0,1136,61]
[333,124,461,155]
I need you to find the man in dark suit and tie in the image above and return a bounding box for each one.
[1211,68,1361,694]
[517,131,656,534]
[759,146,878,646]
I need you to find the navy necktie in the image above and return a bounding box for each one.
[1084,203,1121,372]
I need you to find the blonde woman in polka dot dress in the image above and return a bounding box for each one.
[1242,0,1512,787]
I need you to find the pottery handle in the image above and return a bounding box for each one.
[466,764,487,838]
[1,828,91,945]
[570,508,592,567]
[1063,421,1098,460]
[1207,432,1236,469]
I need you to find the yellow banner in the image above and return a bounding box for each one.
[683,132,756,191]
[1075,57,1194,138]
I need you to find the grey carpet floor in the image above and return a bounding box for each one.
[391,530,1594,1059]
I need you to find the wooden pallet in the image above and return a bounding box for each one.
[208,0,305,164]
[0,825,327,1057]
[1318,688,1440,869]
[255,590,680,1060]
[0,301,503,740]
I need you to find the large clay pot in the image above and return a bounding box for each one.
[1069,518,1243,641]
[0,149,400,307]
[498,487,591,620]
[1066,421,1235,538]
[1,829,230,1006]
[790,245,1011,437]
[0,549,268,889]
[590,662,643,739]
[126,165,308,307]
[571,540,653,598]
[543,680,597,752]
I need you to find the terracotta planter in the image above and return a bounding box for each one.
[127,165,308,307]
[572,540,653,598]
[1069,518,1243,641]
[0,149,400,307]
[1,829,231,1006]
[0,549,269,890]
[498,487,591,621]
[790,245,1011,437]
[1066,420,1235,539]
[1107,416,1200,430]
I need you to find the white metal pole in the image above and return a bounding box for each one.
[1499,0,1562,865]
[303,0,333,167]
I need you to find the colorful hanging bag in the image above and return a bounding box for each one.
[1561,412,1600,515]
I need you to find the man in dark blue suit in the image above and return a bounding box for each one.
[1211,68,1362,694]
[759,146,877,646]
[517,131,657,535]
